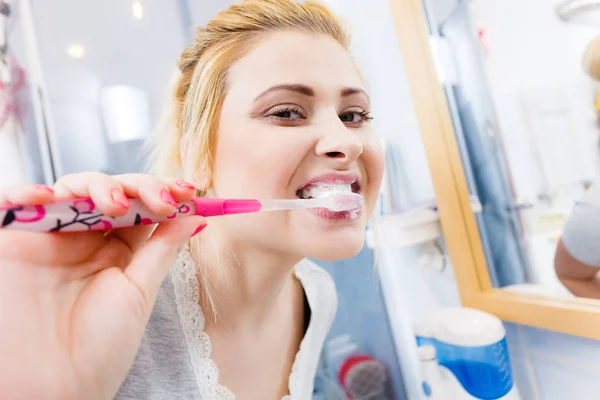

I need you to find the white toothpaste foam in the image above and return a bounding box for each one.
[302,183,352,199]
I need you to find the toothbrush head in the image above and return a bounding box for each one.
[324,192,364,212]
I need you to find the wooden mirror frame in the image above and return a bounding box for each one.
[388,0,600,339]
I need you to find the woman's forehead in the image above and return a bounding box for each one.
[226,31,365,98]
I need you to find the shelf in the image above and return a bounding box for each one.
[366,208,442,248]
[366,197,482,249]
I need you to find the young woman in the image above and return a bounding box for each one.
[0,1,384,399]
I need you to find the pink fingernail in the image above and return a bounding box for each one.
[191,224,207,237]
[175,180,195,190]
[160,189,178,207]
[35,184,54,194]
[110,189,130,208]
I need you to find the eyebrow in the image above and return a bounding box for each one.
[341,87,369,99]
[254,84,314,102]
[253,84,370,103]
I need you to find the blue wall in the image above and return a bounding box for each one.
[312,246,407,399]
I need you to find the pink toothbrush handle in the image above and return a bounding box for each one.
[0,197,262,233]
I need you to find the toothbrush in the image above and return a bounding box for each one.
[0,193,363,233]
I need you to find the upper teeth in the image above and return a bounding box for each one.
[299,183,352,199]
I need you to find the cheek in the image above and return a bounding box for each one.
[212,132,309,197]
[365,139,385,192]
[360,139,385,217]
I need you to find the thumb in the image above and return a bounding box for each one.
[124,216,207,305]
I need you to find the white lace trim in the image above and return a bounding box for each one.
[170,250,336,400]
[171,250,234,399]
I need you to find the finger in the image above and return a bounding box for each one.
[112,174,184,217]
[53,173,155,258]
[108,225,154,254]
[107,174,187,251]
[167,179,197,201]
[0,228,108,266]
[0,184,55,206]
[53,173,193,252]
[109,177,196,253]
[124,216,206,304]
[53,173,131,217]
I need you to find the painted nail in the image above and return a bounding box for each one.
[35,184,54,194]
[110,189,130,208]
[160,189,178,207]
[175,180,195,190]
[191,224,207,237]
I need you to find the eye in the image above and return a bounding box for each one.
[339,110,373,125]
[268,106,306,120]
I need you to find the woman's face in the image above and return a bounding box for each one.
[208,30,384,261]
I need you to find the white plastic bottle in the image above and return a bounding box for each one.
[418,345,455,400]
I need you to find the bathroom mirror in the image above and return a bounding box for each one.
[389,0,600,339]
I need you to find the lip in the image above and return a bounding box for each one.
[309,207,363,221]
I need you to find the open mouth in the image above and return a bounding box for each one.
[295,181,362,200]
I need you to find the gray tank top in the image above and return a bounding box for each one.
[115,253,337,399]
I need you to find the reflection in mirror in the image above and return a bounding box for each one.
[423,0,600,300]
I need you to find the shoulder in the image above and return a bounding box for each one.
[288,260,338,398]
[294,258,335,284]
[294,259,337,299]
[562,184,600,266]
[580,183,600,205]
[293,259,338,323]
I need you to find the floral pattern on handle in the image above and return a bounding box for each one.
[0,198,196,233]
[1,205,46,227]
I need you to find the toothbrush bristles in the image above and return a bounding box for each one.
[328,193,363,212]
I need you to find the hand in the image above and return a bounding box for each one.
[0,173,206,400]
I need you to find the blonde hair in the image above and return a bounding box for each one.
[583,35,600,81]
[147,0,349,184]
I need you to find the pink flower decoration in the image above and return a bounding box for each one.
[92,220,113,231]
[73,198,95,213]
[14,205,45,223]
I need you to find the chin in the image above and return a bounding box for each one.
[302,231,365,262]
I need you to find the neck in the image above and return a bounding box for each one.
[190,225,303,333]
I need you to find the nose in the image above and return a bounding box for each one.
[315,120,363,167]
